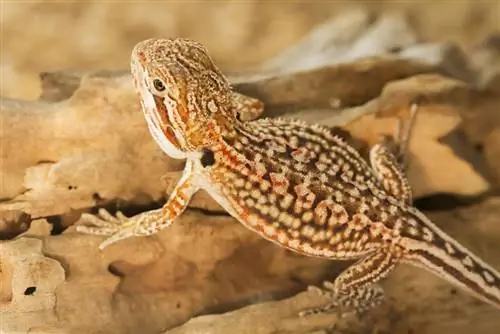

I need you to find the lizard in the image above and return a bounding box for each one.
[77,37,500,316]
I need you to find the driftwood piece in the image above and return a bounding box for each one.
[1,210,338,334]
[344,74,492,198]
[165,290,341,334]
[0,236,65,333]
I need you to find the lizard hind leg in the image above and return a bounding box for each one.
[300,251,397,317]
[393,102,419,171]
[369,103,420,204]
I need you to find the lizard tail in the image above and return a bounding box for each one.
[399,208,500,310]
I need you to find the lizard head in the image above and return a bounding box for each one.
[130,38,234,159]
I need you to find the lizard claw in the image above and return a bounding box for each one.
[76,208,137,249]
[96,224,137,250]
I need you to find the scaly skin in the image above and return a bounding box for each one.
[78,38,500,315]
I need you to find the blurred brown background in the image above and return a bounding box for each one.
[1,0,499,100]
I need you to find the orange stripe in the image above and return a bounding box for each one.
[177,103,189,125]
[153,95,182,149]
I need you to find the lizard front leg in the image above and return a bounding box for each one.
[369,103,419,204]
[77,159,199,249]
[231,91,264,121]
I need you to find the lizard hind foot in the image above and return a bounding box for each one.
[299,282,385,318]
[299,284,386,334]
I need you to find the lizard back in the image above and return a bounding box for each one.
[205,117,407,260]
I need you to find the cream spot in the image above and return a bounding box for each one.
[259,205,270,215]
[260,180,271,192]
[250,189,261,199]
[380,211,389,221]
[384,204,397,214]
[301,225,316,239]
[277,231,289,244]
[295,163,306,171]
[422,228,434,242]
[407,218,418,227]
[245,198,255,207]
[264,224,276,237]
[269,206,280,219]
[462,256,474,268]
[319,153,330,163]
[257,195,267,205]
[268,193,277,204]
[289,238,301,248]
[234,178,245,189]
[292,218,302,229]
[247,214,259,226]
[278,211,291,226]
[483,271,496,284]
[444,242,455,255]
[328,234,340,245]
[319,173,329,183]
[334,191,343,202]
[302,211,314,223]
[207,100,218,113]
[255,162,267,177]
[280,193,294,210]
[358,203,370,214]
[316,162,327,172]
[407,227,419,236]
[312,230,326,242]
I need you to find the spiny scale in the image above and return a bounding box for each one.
[77,37,500,316]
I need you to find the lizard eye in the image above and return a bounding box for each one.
[152,79,166,92]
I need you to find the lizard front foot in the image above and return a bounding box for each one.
[76,208,154,250]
